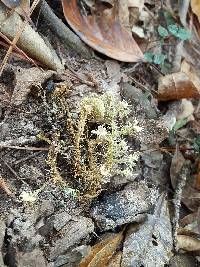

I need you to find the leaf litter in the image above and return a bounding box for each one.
[1,0,200,266]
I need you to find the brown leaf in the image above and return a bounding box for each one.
[61,0,143,62]
[191,0,200,23]
[194,160,200,190]
[78,232,123,267]
[11,67,54,106]
[177,234,200,251]
[157,61,200,101]
[107,251,122,267]
[180,212,200,235]
[170,149,185,189]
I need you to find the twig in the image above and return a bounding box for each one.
[0,0,41,76]
[0,31,39,67]
[1,157,22,181]
[14,151,43,166]
[0,145,49,151]
[129,76,150,92]
[65,64,95,87]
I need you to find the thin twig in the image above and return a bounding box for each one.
[1,157,22,181]
[14,151,43,165]
[0,145,49,151]
[0,0,41,76]
[0,31,38,67]
[65,64,95,87]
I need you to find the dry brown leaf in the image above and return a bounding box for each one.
[170,149,185,189]
[61,0,143,62]
[177,234,200,251]
[191,0,200,23]
[78,232,123,267]
[157,61,200,101]
[179,212,200,236]
[107,251,122,267]
[11,67,53,106]
[194,160,200,190]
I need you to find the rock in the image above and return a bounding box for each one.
[121,82,158,119]
[52,245,91,267]
[16,249,48,267]
[169,254,197,267]
[48,216,94,261]
[121,194,173,267]
[0,220,6,266]
[91,182,158,230]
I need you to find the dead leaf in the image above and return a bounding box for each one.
[107,251,122,267]
[61,0,143,62]
[157,61,200,101]
[170,149,185,189]
[121,193,173,267]
[177,234,200,251]
[11,67,54,106]
[194,160,200,190]
[79,232,123,267]
[191,0,200,23]
[180,212,200,235]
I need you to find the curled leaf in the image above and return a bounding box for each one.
[79,232,123,267]
[61,0,143,62]
[157,61,200,101]
[177,234,200,251]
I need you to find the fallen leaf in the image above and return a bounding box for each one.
[11,67,54,106]
[79,232,123,267]
[180,212,200,235]
[107,251,122,267]
[170,149,185,189]
[61,0,143,62]
[191,0,200,23]
[194,160,200,190]
[157,61,200,101]
[121,193,173,267]
[177,234,200,251]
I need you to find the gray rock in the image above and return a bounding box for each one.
[0,220,6,267]
[48,216,94,261]
[91,182,159,230]
[169,254,197,267]
[121,194,173,267]
[53,245,91,267]
[16,248,48,267]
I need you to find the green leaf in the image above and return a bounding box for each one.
[164,11,175,26]
[153,53,166,65]
[168,24,179,35]
[168,24,191,40]
[158,26,169,37]
[172,118,187,133]
[144,52,154,63]
[176,28,191,40]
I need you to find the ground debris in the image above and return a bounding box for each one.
[121,193,173,267]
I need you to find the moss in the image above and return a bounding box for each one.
[41,90,142,198]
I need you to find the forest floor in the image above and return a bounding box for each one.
[0,0,200,266]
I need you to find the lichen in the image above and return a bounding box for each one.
[41,89,142,198]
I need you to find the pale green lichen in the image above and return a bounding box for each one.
[43,90,143,198]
